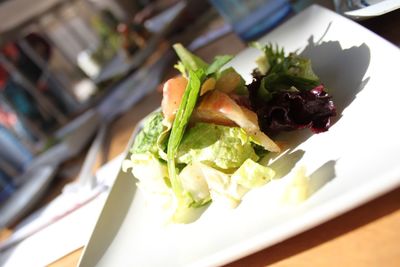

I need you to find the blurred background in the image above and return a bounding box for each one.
[0,0,213,209]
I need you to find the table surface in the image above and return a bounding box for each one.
[7,5,400,267]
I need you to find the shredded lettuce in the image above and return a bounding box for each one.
[122,153,169,194]
[232,159,275,188]
[177,123,260,170]
[179,163,211,205]
[178,159,275,209]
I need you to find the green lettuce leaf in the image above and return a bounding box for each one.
[177,123,259,170]
[232,159,275,188]
[167,69,205,219]
[122,153,170,193]
[130,111,165,156]
[177,159,274,210]
[173,43,233,78]
[179,163,211,206]
[173,43,208,76]
[206,55,234,76]
[251,43,321,101]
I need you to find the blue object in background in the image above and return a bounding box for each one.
[0,124,33,174]
[209,0,292,41]
[0,169,15,205]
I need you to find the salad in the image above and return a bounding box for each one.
[123,43,336,223]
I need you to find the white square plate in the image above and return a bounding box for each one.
[78,5,400,267]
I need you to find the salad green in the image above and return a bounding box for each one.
[248,43,336,133]
[250,43,320,101]
[122,44,279,223]
[130,112,164,155]
[123,41,339,224]
[177,123,259,170]
[166,69,204,219]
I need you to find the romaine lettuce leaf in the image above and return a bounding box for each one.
[177,123,259,169]
[122,153,175,213]
[178,162,244,209]
[130,112,165,156]
[177,160,275,211]
[232,158,275,188]
[179,163,211,205]
[122,153,170,193]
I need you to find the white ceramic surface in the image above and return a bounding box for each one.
[78,5,400,267]
[344,0,400,19]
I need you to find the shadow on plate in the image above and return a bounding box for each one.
[301,35,371,123]
[261,149,305,180]
[274,26,371,150]
[308,159,337,196]
[262,149,337,199]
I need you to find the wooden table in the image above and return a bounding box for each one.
[16,6,400,267]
